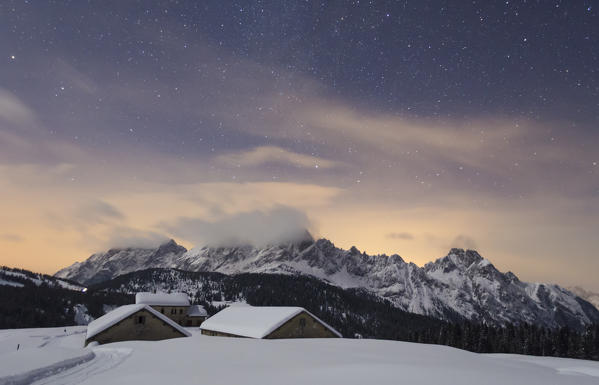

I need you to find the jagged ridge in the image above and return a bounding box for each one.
[55,237,599,330]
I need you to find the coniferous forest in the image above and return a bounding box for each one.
[408,321,599,361]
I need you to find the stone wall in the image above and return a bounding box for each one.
[85,309,187,346]
[266,311,339,339]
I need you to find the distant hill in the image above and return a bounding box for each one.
[1,266,85,291]
[0,266,132,329]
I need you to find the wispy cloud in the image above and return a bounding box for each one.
[450,234,479,250]
[75,200,125,224]
[215,146,341,169]
[386,232,415,240]
[0,233,23,242]
[0,88,38,127]
[104,226,169,249]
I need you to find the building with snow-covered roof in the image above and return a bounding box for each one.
[135,292,191,325]
[186,305,208,326]
[135,292,209,326]
[84,304,190,346]
[199,306,341,339]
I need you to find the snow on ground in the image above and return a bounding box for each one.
[0,327,91,384]
[0,326,86,356]
[210,300,249,307]
[1,327,599,385]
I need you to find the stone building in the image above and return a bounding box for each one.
[186,305,208,326]
[199,306,341,339]
[84,304,190,346]
[135,292,207,326]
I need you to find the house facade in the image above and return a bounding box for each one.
[85,304,190,346]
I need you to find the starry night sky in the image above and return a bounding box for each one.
[1,1,598,290]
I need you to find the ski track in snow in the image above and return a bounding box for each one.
[36,330,86,348]
[31,348,132,385]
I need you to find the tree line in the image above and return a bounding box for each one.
[405,321,599,361]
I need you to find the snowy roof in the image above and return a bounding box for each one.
[135,292,190,306]
[86,304,191,340]
[187,305,208,317]
[199,306,342,338]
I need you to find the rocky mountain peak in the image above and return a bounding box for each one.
[447,248,483,267]
[505,271,520,283]
[349,246,361,255]
[156,239,187,255]
[388,254,405,264]
[285,229,315,251]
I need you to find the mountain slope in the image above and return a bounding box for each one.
[0,267,133,329]
[55,237,599,330]
[1,266,85,291]
[55,240,186,285]
[91,268,448,341]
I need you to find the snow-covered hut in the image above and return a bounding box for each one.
[186,305,208,326]
[135,292,191,325]
[85,304,190,346]
[199,306,341,339]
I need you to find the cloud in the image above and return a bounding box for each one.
[451,234,478,250]
[215,146,341,169]
[163,205,312,247]
[104,226,170,249]
[0,89,37,127]
[76,200,125,224]
[386,232,415,240]
[0,233,23,242]
[49,59,98,95]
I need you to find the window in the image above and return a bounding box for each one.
[161,308,164,314]
[179,309,183,314]
[171,308,176,315]
[299,318,306,327]
[135,315,146,325]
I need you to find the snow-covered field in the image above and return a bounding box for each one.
[1,327,598,385]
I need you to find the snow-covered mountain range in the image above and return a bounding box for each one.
[55,235,599,329]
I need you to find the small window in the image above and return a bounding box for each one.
[161,308,164,314]
[135,315,146,325]
[299,318,306,327]
[179,309,183,314]
[171,308,176,315]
